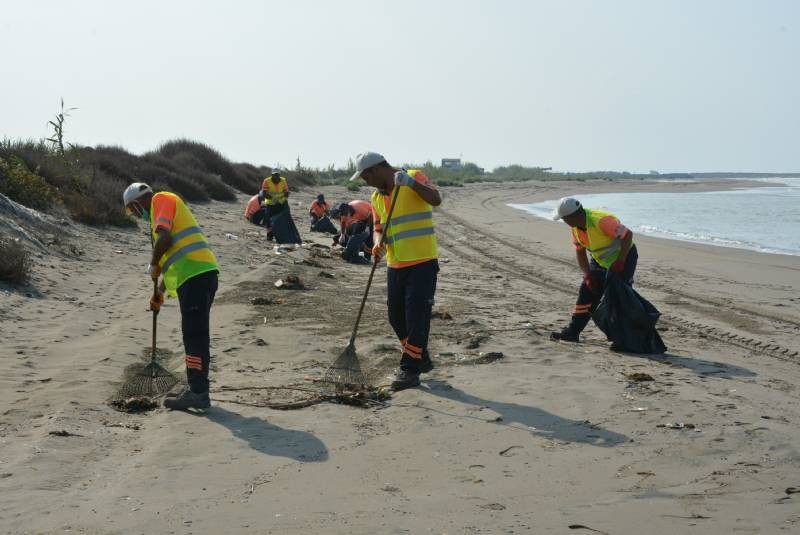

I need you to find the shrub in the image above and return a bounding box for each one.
[0,239,32,285]
[156,139,251,193]
[0,156,61,210]
[345,180,361,192]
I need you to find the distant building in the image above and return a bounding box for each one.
[441,158,462,169]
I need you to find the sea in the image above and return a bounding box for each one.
[508,178,800,257]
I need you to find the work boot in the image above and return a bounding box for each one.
[391,369,421,391]
[163,387,211,410]
[550,327,580,343]
[419,357,434,374]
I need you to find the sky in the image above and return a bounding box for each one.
[1,0,798,173]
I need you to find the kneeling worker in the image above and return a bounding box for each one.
[350,151,441,390]
[309,193,331,230]
[123,182,220,410]
[245,194,267,226]
[550,197,637,343]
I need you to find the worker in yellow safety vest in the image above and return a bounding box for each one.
[350,151,441,390]
[259,167,290,240]
[123,182,220,410]
[550,197,637,345]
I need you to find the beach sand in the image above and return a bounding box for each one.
[1,179,798,534]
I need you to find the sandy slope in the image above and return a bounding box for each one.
[1,180,798,534]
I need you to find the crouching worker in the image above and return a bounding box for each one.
[309,193,333,232]
[350,151,441,391]
[123,182,220,410]
[244,194,267,227]
[549,197,637,344]
[335,200,374,264]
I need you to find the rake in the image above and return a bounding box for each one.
[118,281,179,398]
[323,186,401,390]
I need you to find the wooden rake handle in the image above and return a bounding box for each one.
[347,186,401,346]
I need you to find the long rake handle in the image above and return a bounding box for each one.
[151,280,159,363]
[347,186,401,346]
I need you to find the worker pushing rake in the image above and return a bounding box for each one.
[324,152,442,392]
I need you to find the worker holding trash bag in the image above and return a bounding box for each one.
[350,152,441,390]
[549,197,637,344]
[123,182,220,410]
[260,167,290,240]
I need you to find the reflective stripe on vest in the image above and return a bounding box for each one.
[371,169,437,265]
[264,177,287,205]
[573,208,623,269]
[150,192,219,296]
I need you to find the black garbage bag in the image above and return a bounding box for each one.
[311,214,338,234]
[592,275,667,354]
[270,208,302,244]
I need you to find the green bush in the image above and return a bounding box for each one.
[345,180,361,192]
[0,239,32,285]
[156,139,251,193]
[0,156,60,210]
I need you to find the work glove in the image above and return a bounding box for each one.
[394,172,415,187]
[149,291,164,312]
[372,243,386,261]
[147,263,161,283]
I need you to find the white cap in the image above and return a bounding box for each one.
[349,151,386,181]
[271,166,282,174]
[552,197,582,220]
[122,182,153,206]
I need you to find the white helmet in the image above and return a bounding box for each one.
[552,197,582,221]
[122,182,153,206]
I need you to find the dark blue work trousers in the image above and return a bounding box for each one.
[387,259,439,373]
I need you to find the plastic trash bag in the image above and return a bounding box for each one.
[592,275,667,354]
[270,208,302,244]
[311,214,338,234]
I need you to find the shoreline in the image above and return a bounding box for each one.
[502,178,799,258]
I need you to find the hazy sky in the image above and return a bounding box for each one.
[2,0,798,172]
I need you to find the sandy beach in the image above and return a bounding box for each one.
[1,179,799,534]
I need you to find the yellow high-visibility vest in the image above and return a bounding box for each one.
[572,208,628,268]
[150,192,219,296]
[371,169,438,266]
[262,176,288,206]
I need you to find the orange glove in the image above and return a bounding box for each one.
[372,243,386,261]
[149,291,164,312]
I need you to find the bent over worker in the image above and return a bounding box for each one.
[260,167,290,239]
[309,193,331,230]
[550,197,637,344]
[123,183,220,410]
[350,151,441,390]
[244,194,267,226]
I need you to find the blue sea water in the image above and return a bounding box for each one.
[509,178,800,256]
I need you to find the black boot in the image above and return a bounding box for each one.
[550,327,580,343]
[391,369,421,391]
[163,387,211,410]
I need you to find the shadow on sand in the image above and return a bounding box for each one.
[627,352,756,379]
[204,406,328,462]
[421,379,629,447]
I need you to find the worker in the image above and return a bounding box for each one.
[549,197,637,343]
[260,167,290,240]
[350,151,441,390]
[244,194,266,226]
[334,200,374,263]
[122,182,220,410]
[309,193,331,230]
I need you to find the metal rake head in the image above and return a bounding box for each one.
[116,361,180,398]
[322,343,369,391]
